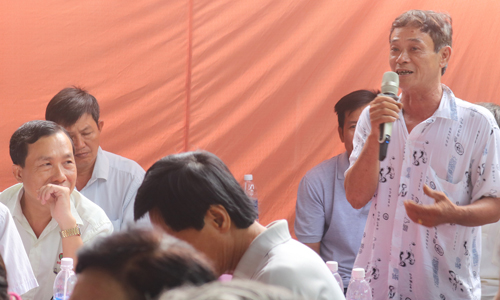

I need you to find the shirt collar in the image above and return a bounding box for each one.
[70,190,84,226]
[233,220,291,278]
[397,84,458,122]
[431,84,458,121]
[12,186,26,223]
[90,147,109,182]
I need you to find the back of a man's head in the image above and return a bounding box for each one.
[9,120,73,168]
[74,228,216,300]
[45,86,100,127]
[134,151,257,231]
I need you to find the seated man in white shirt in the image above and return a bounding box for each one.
[0,120,113,300]
[0,202,38,296]
[45,87,149,231]
[134,151,345,300]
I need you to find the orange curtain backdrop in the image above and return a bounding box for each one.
[1,1,500,235]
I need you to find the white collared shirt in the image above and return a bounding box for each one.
[79,147,149,231]
[0,183,113,300]
[0,202,38,295]
[233,220,345,300]
[349,85,500,300]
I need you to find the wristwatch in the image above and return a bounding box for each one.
[60,226,81,238]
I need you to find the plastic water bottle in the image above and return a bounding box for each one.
[327,261,344,292]
[346,268,371,300]
[244,174,259,220]
[53,257,77,300]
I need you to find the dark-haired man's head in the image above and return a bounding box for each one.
[46,87,103,175]
[10,120,77,205]
[134,151,258,275]
[71,228,216,300]
[334,90,377,155]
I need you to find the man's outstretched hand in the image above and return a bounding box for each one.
[404,184,460,227]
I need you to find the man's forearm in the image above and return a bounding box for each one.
[59,218,83,265]
[62,234,83,265]
[345,134,380,209]
[452,197,500,227]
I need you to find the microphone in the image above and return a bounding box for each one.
[378,71,399,161]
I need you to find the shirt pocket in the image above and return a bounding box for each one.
[426,165,470,206]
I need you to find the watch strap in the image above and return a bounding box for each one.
[60,226,81,238]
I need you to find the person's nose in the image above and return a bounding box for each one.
[51,164,67,185]
[396,49,409,64]
[72,134,85,150]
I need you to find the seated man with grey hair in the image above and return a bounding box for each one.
[134,151,344,300]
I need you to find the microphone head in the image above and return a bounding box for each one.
[381,71,399,95]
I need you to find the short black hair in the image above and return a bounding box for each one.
[476,102,500,127]
[334,89,378,129]
[45,86,100,127]
[134,151,257,231]
[75,228,216,300]
[10,120,74,168]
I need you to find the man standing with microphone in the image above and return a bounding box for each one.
[345,10,500,299]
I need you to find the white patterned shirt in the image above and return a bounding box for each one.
[348,85,500,300]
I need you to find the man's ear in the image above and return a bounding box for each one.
[12,165,23,183]
[439,46,452,68]
[205,205,231,233]
[338,126,345,143]
[98,120,104,132]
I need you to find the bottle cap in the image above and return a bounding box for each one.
[61,257,74,268]
[326,261,338,272]
[352,268,365,279]
[244,174,253,181]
